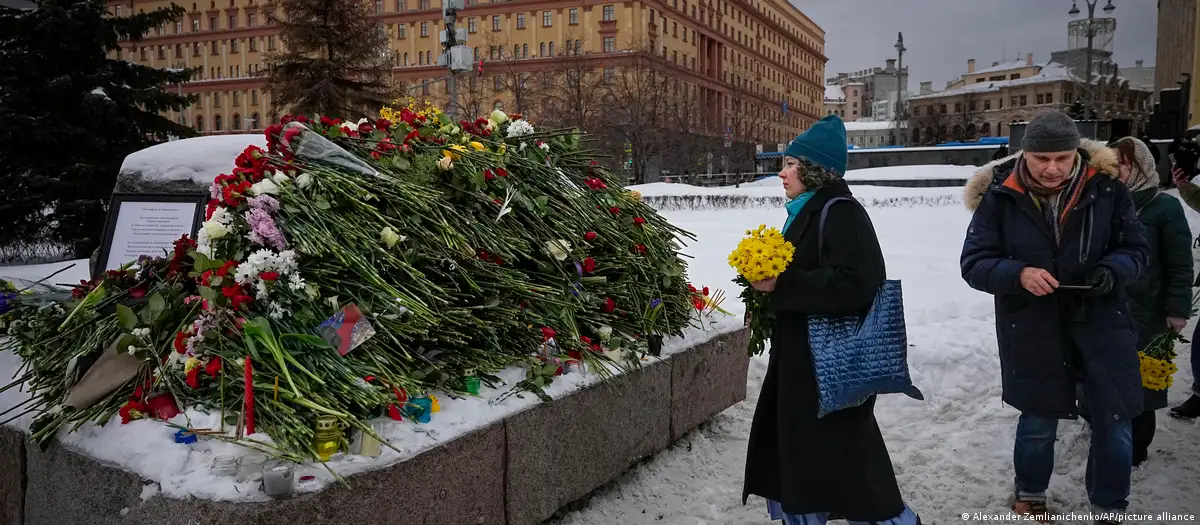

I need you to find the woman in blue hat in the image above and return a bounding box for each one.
[742,115,919,525]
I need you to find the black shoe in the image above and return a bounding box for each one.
[1132,448,1148,467]
[1169,395,1200,419]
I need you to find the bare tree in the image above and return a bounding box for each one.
[956,92,986,141]
[721,61,774,175]
[911,103,952,145]
[537,31,606,132]
[596,49,674,184]
[479,33,541,116]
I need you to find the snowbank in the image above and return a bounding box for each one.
[118,135,266,187]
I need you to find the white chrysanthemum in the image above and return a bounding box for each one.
[506,119,535,138]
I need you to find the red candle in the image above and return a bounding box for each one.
[243,357,255,436]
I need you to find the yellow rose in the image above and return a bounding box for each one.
[469,141,486,151]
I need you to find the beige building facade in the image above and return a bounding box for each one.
[110,0,827,146]
[907,56,1152,146]
[1157,0,1196,99]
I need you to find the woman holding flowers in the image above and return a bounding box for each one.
[1110,136,1193,465]
[741,115,920,525]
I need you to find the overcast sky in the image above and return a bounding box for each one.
[791,0,1158,90]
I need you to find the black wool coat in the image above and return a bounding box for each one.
[742,180,905,521]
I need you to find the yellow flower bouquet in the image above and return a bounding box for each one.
[728,225,795,355]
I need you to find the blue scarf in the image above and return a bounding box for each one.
[782,191,816,234]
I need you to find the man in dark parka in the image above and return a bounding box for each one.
[960,111,1149,523]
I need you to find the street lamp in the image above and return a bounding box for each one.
[893,32,906,145]
[1069,0,1115,121]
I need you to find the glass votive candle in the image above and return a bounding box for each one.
[210,455,237,476]
[237,453,267,482]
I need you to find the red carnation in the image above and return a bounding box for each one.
[404,129,420,143]
[128,286,147,299]
[602,297,616,313]
[358,122,374,134]
[296,115,311,124]
[541,326,557,342]
[496,167,508,177]
[703,286,710,296]
[609,207,620,215]
[205,200,220,220]
[484,169,495,181]
[376,118,393,131]
[173,331,188,354]
[205,358,222,376]
[319,115,335,126]
[580,336,593,346]
[582,257,596,274]
[185,367,201,389]
[259,271,279,281]
[584,231,598,241]
[633,217,646,226]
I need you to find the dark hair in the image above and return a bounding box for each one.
[1112,138,1138,168]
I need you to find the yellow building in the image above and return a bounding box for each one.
[1192,7,1200,127]
[110,0,826,146]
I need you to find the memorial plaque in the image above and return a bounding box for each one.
[95,193,206,278]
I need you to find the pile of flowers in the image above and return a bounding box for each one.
[3,100,721,464]
[728,225,795,355]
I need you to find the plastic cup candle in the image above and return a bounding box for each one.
[463,369,480,395]
[312,415,342,462]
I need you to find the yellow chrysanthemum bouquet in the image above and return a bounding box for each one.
[728,225,796,355]
[1137,293,1200,390]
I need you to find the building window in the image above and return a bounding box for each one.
[1019,95,1027,106]
[252,90,259,105]
[468,18,476,32]
[193,42,201,57]
[174,43,182,58]
[230,39,239,53]
[419,52,425,65]
[402,52,409,65]
[420,0,429,9]
[375,0,383,13]
[603,5,615,21]
[214,114,223,131]
[516,13,525,29]
[210,41,219,55]
[267,36,276,50]
[1011,96,1019,107]
[543,11,552,27]
[1036,94,1044,104]
[228,13,237,29]
[248,13,256,27]
[603,37,615,52]
[156,45,165,60]
[673,21,677,37]
[193,19,200,32]
[195,115,205,132]
[233,114,242,131]
[249,37,258,52]
[398,24,407,38]
[984,100,991,111]
[604,67,614,83]
[233,91,241,106]
[569,8,579,24]
[493,15,501,30]
[1010,73,1021,80]
[548,41,555,56]
[540,42,546,56]
[522,43,528,57]
[494,76,503,91]
[397,0,406,10]
[954,103,961,113]
[939,104,946,114]
[422,81,430,95]
[209,16,217,30]
[421,22,428,37]
[175,21,183,34]
[1046,93,1053,104]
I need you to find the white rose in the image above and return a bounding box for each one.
[271,172,291,187]
[489,109,509,126]
[436,156,454,171]
[380,227,404,248]
[295,173,313,189]
[597,325,612,340]
[544,239,571,261]
[201,220,229,241]
[250,178,280,196]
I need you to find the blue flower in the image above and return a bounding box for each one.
[649,298,662,309]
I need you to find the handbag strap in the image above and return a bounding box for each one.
[817,196,870,267]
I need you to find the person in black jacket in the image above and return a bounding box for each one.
[742,115,920,525]
[1110,136,1193,465]
[960,111,1149,524]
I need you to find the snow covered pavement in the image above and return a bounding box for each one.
[551,199,1200,524]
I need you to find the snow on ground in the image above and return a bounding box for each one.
[550,192,1200,524]
[119,134,266,185]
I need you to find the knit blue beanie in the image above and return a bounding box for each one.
[784,115,848,176]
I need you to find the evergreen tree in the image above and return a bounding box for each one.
[0,0,196,260]
[265,0,396,119]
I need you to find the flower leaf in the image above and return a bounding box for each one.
[115,304,138,332]
[391,156,411,171]
[198,286,216,301]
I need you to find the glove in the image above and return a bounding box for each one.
[1085,267,1115,297]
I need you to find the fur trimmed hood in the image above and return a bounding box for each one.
[964,139,1119,211]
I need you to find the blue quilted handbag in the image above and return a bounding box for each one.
[808,197,924,418]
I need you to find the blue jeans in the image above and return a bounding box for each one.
[1013,411,1132,512]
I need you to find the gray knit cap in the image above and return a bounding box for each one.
[1022,110,1081,153]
